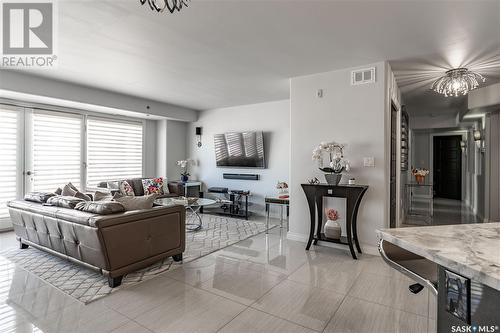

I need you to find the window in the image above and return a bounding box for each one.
[30,111,82,193]
[86,117,143,188]
[0,108,20,222]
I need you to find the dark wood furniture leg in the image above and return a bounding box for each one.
[346,209,357,259]
[172,253,183,262]
[303,186,316,250]
[19,241,29,249]
[108,275,123,288]
[352,194,365,254]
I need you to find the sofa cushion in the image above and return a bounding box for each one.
[75,201,125,215]
[119,180,135,196]
[24,192,56,204]
[113,193,156,211]
[142,178,164,195]
[94,190,113,202]
[126,178,145,196]
[74,191,92,201]
[47,195,86,209]
[62,184,77,196]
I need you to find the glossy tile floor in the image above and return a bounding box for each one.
[0,218,436,333]
[405,197,480,226]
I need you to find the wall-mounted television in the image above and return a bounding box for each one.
[214,131,265,168]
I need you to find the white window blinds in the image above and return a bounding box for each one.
[0,109,19,220]
[86,117,143,188]
[31,111,82,193]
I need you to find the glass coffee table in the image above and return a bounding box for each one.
[155,197,217,231]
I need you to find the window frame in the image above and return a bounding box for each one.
[0,99,147,193]
[85,115,145,190]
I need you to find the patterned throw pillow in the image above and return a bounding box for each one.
[119,180,135,196]
[142,178,164,195]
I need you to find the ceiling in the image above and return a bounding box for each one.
[10,0,500,111]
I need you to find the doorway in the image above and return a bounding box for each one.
[390,104,397,228]
[433,135,462,200]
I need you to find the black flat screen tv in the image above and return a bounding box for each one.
[214,131,265,168]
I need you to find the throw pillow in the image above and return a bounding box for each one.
[107,181,120,190]
[74,201,125,215]
[24,192,56,204]
[61,184,77,196]
[163,179,170,194]
[119,180,135,196]
[46,196,85,209]
[68,182,79,192]
[74,191,92,201]
[142,178,164,195]
[113,193,157,211]
[94,190,113,202]
[54,187,62,195]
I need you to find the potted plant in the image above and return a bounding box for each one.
[312,142,350,185]
[412,168,429,184]
[177,159,195,182]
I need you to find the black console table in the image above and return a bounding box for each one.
[301,184,368,259]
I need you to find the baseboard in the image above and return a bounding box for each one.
[286,232,308,243]
[286,232,379,256]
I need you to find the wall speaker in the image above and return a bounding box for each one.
[223,173,259,180]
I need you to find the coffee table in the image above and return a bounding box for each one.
[155,197,217,231]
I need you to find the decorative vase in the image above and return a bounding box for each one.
[181,175,189,182]
[324,173,342,185]
[324,220,341,239]
[415,175,425,185]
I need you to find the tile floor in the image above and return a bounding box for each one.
[405,197,480,226]
[0,218,436,333]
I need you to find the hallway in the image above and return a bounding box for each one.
[404,198,481,226]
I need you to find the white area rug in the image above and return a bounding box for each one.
[1,215,271,304]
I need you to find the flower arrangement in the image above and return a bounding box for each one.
[276,181,289,198]
[177,159,195,181]
[276,181,288,190]
[412,168,429,184]
[325,208,339,221]
[312,142,350,174]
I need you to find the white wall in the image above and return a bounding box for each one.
[144,120,158,178]
[187,100,290,216]
[289,61,388,250]
[410,113,458,130]
[485,111,500,221]
[166,120,189,181]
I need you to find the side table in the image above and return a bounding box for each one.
[265,197,289,233]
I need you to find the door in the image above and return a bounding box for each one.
[0,106,24,230]
[433,135,462,199]
[25,110,83,193]
[390,105,397,228]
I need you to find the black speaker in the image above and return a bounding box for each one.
[195,127,202,135]
[223,173,259,180]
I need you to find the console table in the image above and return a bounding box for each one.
[301,184,368,259]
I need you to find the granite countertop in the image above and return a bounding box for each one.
[377,223,500,291]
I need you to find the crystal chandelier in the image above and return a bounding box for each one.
[431,68,485,97]
[139,0,190,14]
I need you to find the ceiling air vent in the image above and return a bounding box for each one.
[351,67,376,85]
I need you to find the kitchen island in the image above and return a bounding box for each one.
[378,223,500,332]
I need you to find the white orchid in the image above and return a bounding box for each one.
[312,142,350,174]
[177,159,195,176]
